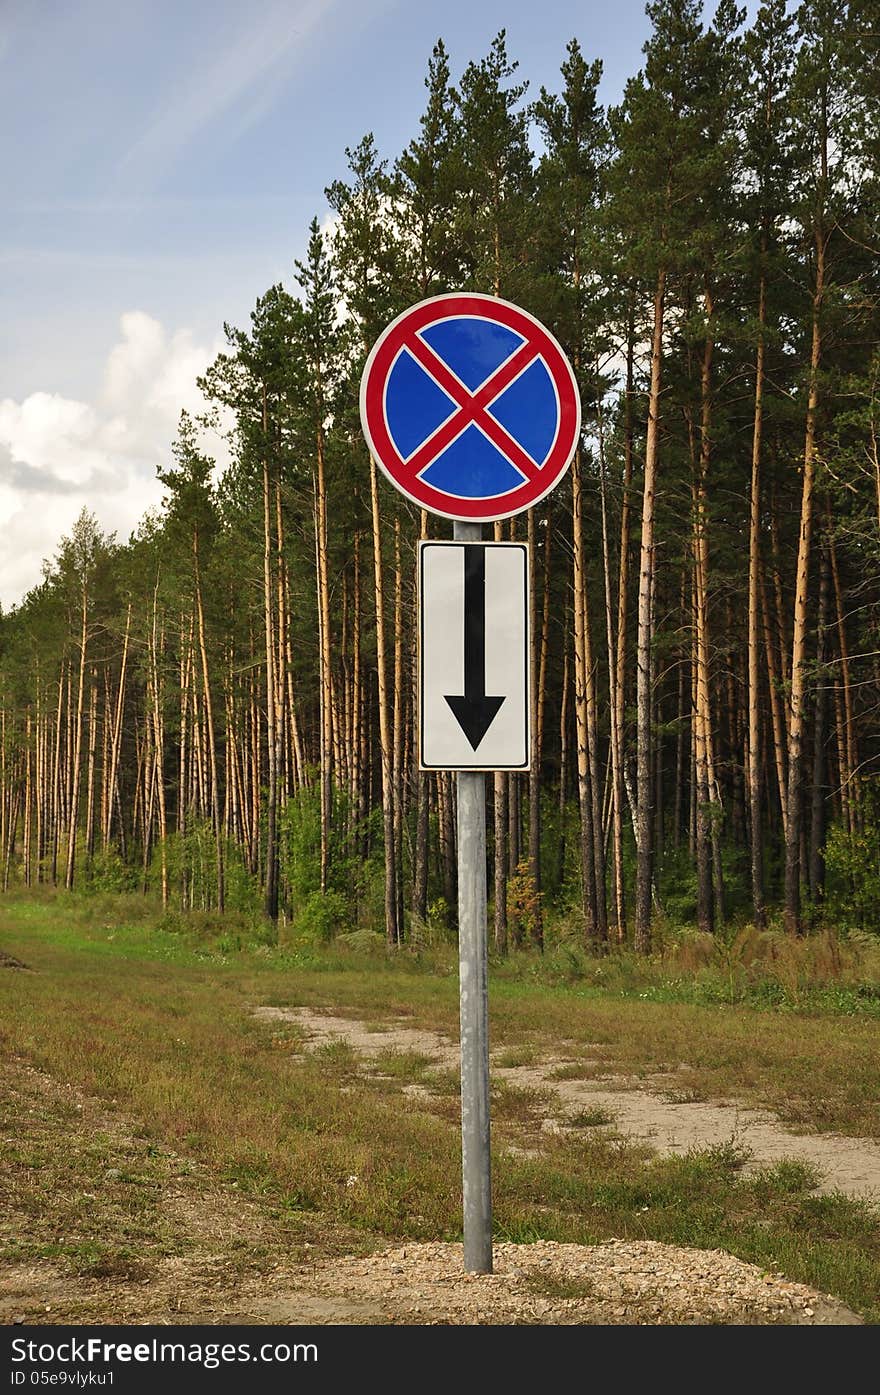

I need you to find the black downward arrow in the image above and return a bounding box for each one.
[445,544,505,750]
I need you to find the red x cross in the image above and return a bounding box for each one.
[402,333,543,483]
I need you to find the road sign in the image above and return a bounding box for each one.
[419,540,529,771]
[361,293,580,522]
[361,293,578,1278]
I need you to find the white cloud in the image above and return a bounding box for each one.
[0,311,227,608]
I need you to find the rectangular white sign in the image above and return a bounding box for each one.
[419,540,530,772]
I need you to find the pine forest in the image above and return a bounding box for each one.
[2,0,879,956]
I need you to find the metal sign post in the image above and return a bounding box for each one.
[453,517,492,1273]
[360,291,580,1276]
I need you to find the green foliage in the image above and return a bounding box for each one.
[395,38,462,298]
[278,783,323,901]
[451,30,534,302]
[507,859,543,945]
[83,849,139,895]
[279,782,362,908]
[292,889,350,944]
[823,783,880,932]
[658,845,699,925]
[427,897,452,937]
[165,822,219,910]
[222,849,264,917]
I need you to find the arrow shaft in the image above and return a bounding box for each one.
[442,540,505,752]
[463,545,487,700]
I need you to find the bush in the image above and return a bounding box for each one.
[164,821,219,910]
[292,889,350,944]
[280,782,369,922]
[83,849,139,894]
[507,858,543,946]
[823,783,880,931]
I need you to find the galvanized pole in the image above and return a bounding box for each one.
[453,519,492,1273]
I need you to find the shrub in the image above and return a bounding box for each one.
[293,889,350,943]
[83,848,139,894]
[823,784,880,932]
[279,783,368,922]
[507,858,543,946]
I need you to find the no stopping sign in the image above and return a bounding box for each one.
[360,292,581,522]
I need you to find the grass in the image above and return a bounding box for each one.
[549,1061,606,1081]
[369,1049,434,1080]
[494,1046,539,1068]
[1,888,880,1323]
[567,1106,616,1128]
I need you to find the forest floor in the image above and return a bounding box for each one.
[1,892,879,1325]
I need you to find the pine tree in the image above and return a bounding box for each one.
[607,0,713,951]
[293,219,344,898]
[783,0,872,933]
[535,39,610,946]
[741,0,797,927]
[327,135,407,945]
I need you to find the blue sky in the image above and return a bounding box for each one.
[0,0,660,604]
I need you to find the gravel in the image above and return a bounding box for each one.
[279,1240,862,1325]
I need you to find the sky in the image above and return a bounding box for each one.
[0,0,666,608]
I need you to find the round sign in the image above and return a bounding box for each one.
[360,292,581,522]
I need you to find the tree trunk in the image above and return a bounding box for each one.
[369,456,399,945]
[438,771,457,932]
[748,264,768,926]
[412,513,429,926]
[828,526,858,838]
[194,531,224,913]
[148,576,169,908]
[572,445,598,942]
[23,713,32,888]
[784,228,825,935]
[262,438,279,923]
[760,562,789,836]
[65,585,88,891]
[615,292,637,932]
[84,670,97,863]
[315,423,334,896]
[635,270,666,953]
[527,508,544,949]
[492,519,509,950]
[351,533,364,846]
[598,400,626,940]
[557,640,570,890]
[808,538,830,910]
[392,516,405,936]
[104,603,130,852]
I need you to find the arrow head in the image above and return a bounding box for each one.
[444,693,506,751]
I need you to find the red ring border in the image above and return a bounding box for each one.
[359,293,581,522]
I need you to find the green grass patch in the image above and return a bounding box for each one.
[494,1046,539,1069]
[368,1049,434,1080]
[567,1106,616,1128]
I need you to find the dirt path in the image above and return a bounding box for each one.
[254,1005,880,1203]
